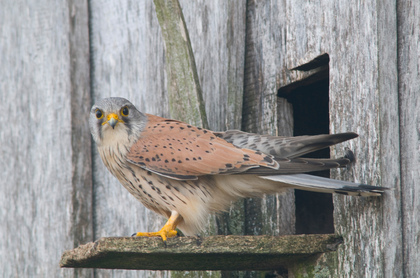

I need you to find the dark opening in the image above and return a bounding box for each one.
[278,53,334,234]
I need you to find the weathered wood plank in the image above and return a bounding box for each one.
[153,0,208,129]
[180,0,246,131]
[274,0,402,276]
[0,0,92,277]
[327,0,402,277]
[69,0,94,246]
[398,0,420,276]
[242,0,295,240]
[376,0,403,276]
[68,1,94,278]
[60,235,343,270]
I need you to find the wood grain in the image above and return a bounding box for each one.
[328,0,402,276]
[180,0,246,132]
[0,0,92,277]
[242,0,295,241]
[398,0,420,277]
[153,0,208,129]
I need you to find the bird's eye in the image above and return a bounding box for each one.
[121,106,129,117]
[95,109,104,119]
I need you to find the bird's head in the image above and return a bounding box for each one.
[89,97,147,147]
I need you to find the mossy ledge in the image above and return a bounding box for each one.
[60,234,342,271]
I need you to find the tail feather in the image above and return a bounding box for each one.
[260,174,388,196]
[215,131,358,159]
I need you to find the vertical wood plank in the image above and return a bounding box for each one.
[281,0,402,276]
[376,0,403,276]
[180,0,246,131]
[237,2,295,276]
[242,0,295,240]
[0,0,92,277]
[153,0,208,129]
[69,0,93,246]
[398,0,420,276]
[328,0,402,277]
[68,1,94,277]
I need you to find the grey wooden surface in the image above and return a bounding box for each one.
[1,0,419,277]
[0,0,92,277]
[181,0,246,132]
[398,0,420,277]
[154,0,208,129]
[327,0,402,276]
[243,0,296,240]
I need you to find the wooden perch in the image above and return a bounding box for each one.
[60,234,342,271]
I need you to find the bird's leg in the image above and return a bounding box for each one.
[134,211,180,242]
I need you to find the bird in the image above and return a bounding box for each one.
[89,97,387,241]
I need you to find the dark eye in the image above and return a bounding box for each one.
[121,106,129,117]
[95,109,104,119]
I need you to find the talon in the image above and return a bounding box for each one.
[133,211,180,242]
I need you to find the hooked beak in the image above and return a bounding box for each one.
[106,113,119,129]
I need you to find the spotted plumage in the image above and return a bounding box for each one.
[89,97,387,239]
[127,114,278,180]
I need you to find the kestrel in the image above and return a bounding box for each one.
[89,97,386,241]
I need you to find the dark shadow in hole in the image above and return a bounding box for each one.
[278,54,334,234]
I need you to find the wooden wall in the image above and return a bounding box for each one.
[0,0,92,277]
[398,1,420,277]
[1,0,419,277]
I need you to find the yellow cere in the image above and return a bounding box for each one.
[102,113,124,126]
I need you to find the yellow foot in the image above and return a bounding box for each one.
[133,210,181,242]
[134,228,177,242]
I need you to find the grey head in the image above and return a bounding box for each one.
[89,97,148,146]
